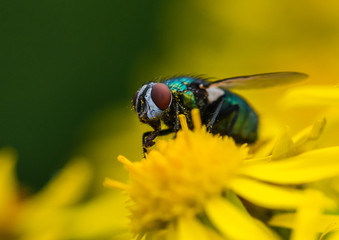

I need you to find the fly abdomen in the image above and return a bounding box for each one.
[207,91,258,144]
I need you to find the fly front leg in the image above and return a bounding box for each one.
[143,128,174,147]
[142,120,161,152]
[143,131,159,148]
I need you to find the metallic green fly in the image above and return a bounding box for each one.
[133,72,307,151]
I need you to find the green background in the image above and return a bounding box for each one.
[0,0,163,190]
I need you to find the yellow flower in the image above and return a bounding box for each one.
[0,148,129,240]
[0,149,19,239]
[269,189,339,240]
[105,109,339,240]
[0,149,93,240]
[264,85,339,240]
[278,85,339,148]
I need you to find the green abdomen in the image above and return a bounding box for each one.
[210,91,258,143]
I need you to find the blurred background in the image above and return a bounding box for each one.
[1,0,339,199]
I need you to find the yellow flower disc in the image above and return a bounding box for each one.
[118,109,248,232]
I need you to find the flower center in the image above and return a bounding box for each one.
[113,109,248,232]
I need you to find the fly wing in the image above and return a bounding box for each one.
[205,72,308,89]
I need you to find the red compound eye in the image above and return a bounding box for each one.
[151,83,172,110]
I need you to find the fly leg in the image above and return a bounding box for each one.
[207,97,239,135]
[143,128,174,148]
[206,97,225,133]
[142,120,161,153]
[142,115,175,154]
[142,103,185,154]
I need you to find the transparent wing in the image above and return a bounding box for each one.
[206,72,308,89]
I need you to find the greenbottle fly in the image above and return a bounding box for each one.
[133,72,307,151]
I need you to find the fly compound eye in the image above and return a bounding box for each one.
[151,83,172,110]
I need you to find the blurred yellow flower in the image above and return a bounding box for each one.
[106,109,339,240]
[270,189,339,240]
[0,149,19,239]
[0,148,129,240]
[0,148,93,240]
[266,84,339,240]
[281,85,339,149]
[282,85,339,107]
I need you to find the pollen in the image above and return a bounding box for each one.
[113,109,248,233]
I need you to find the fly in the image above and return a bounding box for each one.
[132,72,308,152]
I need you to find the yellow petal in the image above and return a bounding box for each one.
[291,190,326,240]
[26,158,92,208]
[225,190,248,214]
[269,212,295,228]
[271,130,294,160]
[283,86,339,107]
[270,213,339,234]
[179,114,189,131]
[0,149,19,228]
[293,117,326,146]
[206,197,280,240]
[191,108,202,129]
[326,231,339,240]
[103,177,129,190]
[177,216,219,240]
[229,177,304,209]
[269,190,337,240]
[251,115,282,158]
[62,192,130,240]
[319,221,339,240]
[240,147,339,184]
